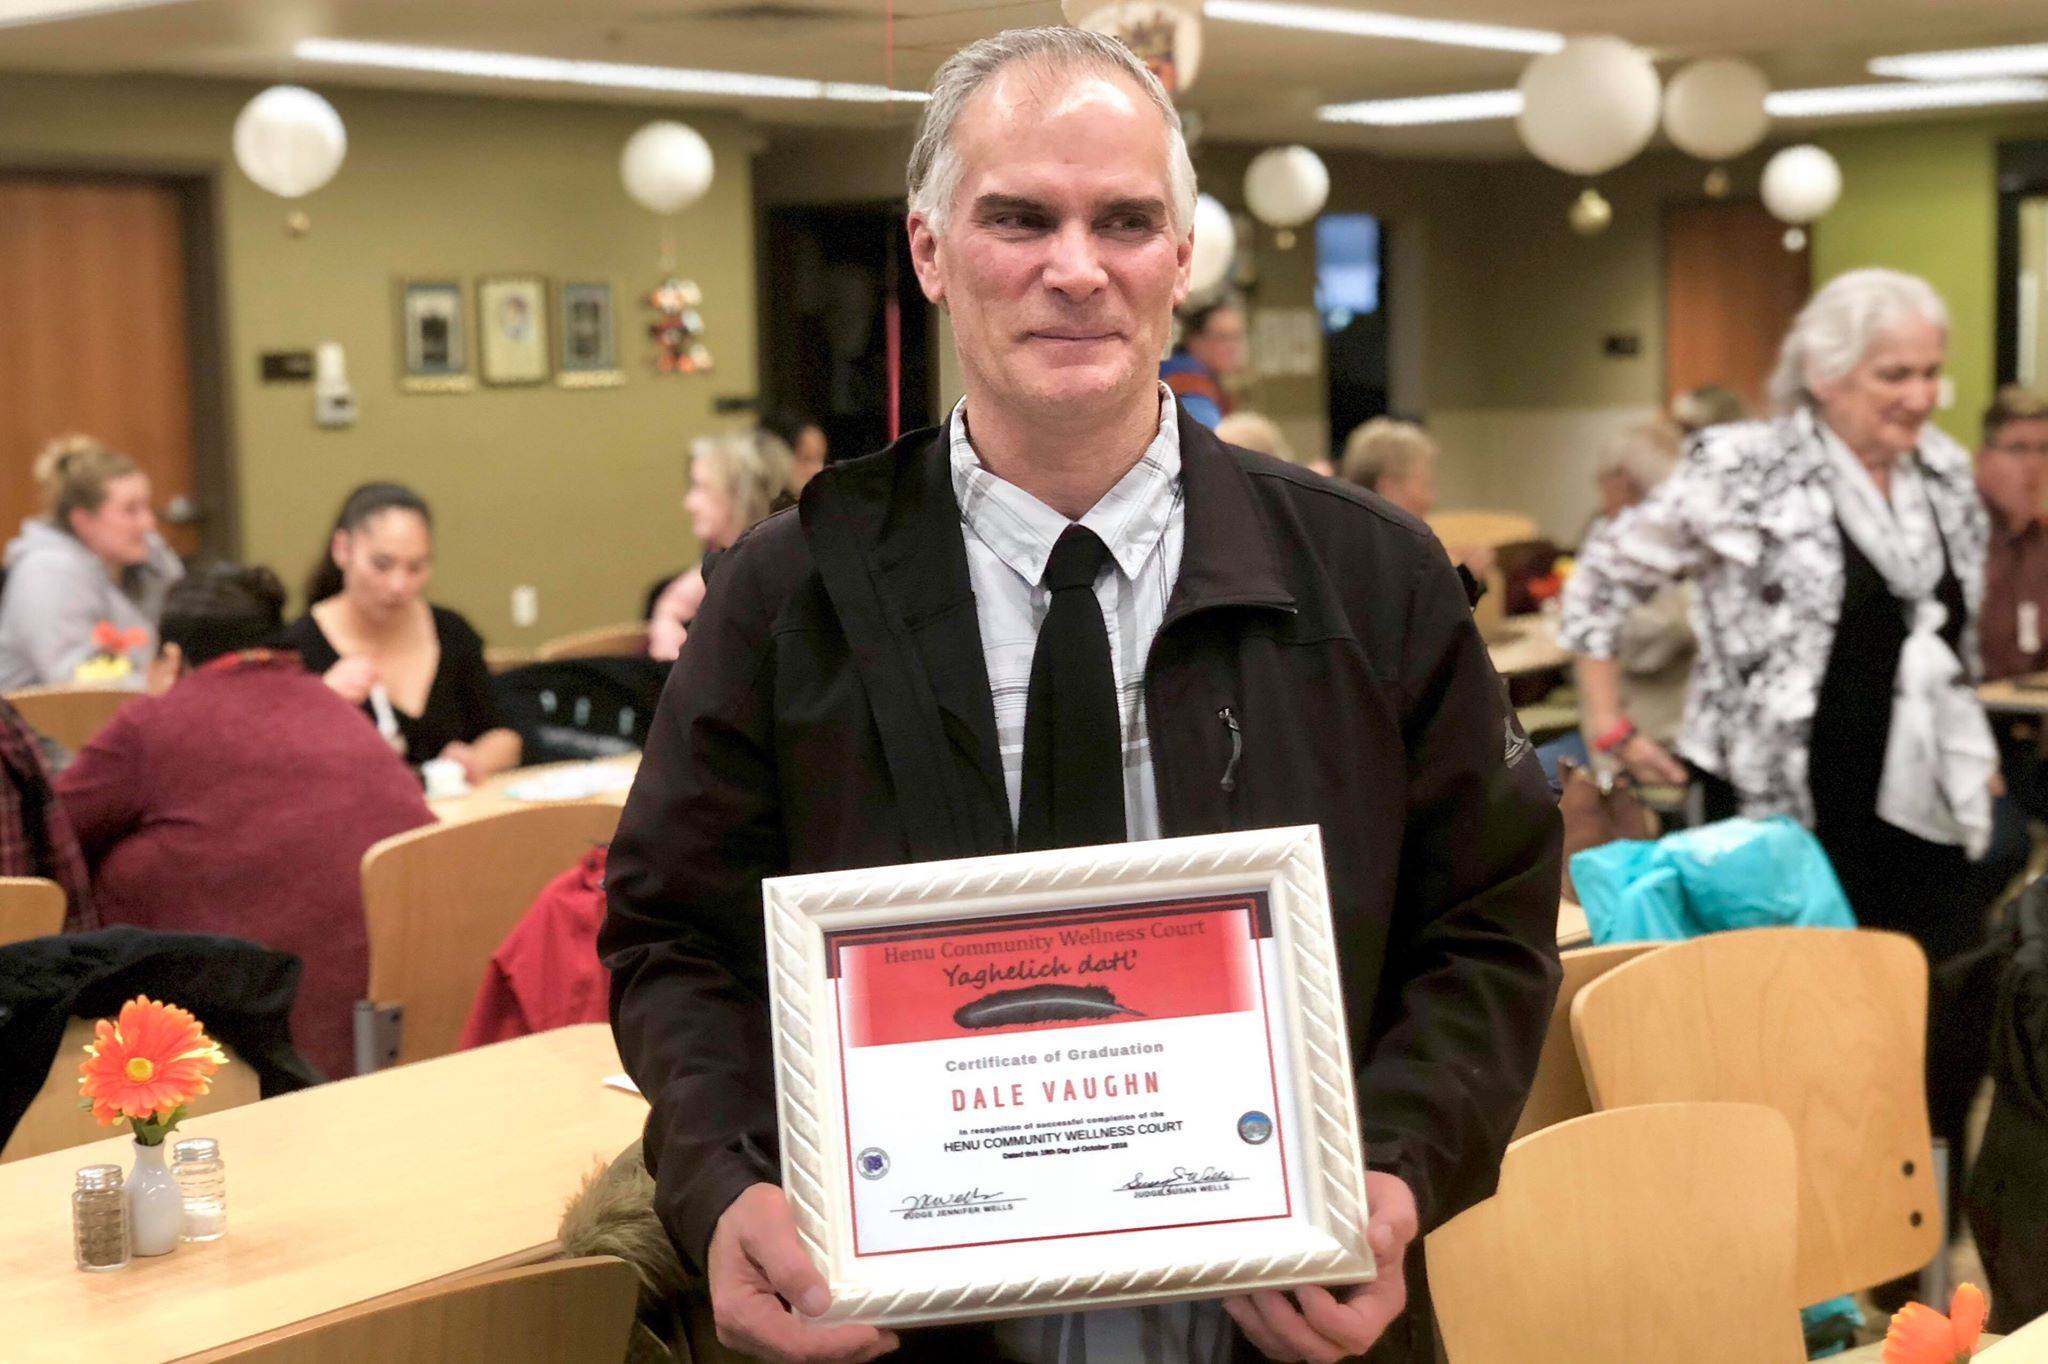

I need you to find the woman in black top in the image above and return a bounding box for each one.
[278,483,520,779]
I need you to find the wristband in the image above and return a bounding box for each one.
[1593,717,1638,754]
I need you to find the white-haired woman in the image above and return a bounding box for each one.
[1561,268,2003,1188]
[646,429,793,662]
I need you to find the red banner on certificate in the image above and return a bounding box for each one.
[829,896,1268,1048]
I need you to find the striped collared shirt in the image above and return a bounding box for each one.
[948,388,1231,1364]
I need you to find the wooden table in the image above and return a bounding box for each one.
[428,754,639,825]
[1982,672,2048,715]
[0,1025,647,1363]
[1487,616,1573,679]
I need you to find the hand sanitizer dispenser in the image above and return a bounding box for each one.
[314,342,357,429]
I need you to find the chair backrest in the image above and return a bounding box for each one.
[0,876,65,947]
[201,1255,637,1364]
[1425,509,1541,552]
[360,802,620,1067]
[4,685,134,752]
[1,1017,262,1163]
[1428,1102,1804,1364]
[1511,941,1660,1142]
[1571,926,1939,1304]
[535,623,648,662]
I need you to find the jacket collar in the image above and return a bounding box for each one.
[795,400,1300,859]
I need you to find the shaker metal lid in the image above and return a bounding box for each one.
[74,1163,124,1190]
[171,1137,220,1161]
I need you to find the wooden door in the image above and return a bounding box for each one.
[1664,199,1810,413]
[0,174,199,555]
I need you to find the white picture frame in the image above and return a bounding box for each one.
[477,275,549,386]
[764,824,1373,1328]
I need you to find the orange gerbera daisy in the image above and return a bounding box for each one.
[1883,1283,1990,1364]
[77,996,227,1138]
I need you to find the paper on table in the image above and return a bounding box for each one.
[602,1073,641,1095]
[504,763,637,803]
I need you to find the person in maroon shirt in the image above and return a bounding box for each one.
[1979,385,2048,681]
[57,564,434,1080]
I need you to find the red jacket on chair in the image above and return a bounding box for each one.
[460,845,611,1048]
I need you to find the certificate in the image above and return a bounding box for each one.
[765,825,1374,1327]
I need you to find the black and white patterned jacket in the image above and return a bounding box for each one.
[1558,409,1987,823]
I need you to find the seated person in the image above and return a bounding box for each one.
[760,409,829,497]
[278,483,520,781]
[1158,300,1245,429]
[645,431,793,662]
[1341,417,1494,579]
[57,564,436,1079]
[1976,385,2048,831]
[1215,409,1337,478]
[0,435,183,690]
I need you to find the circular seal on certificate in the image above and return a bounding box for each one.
[856,1147,891,1180]
[1237,1111,1273,1145]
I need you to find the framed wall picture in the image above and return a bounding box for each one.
[557,280,624,389]
[477,275,550,386]
[397,280,472,393]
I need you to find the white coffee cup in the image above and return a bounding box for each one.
[421,757,470,800]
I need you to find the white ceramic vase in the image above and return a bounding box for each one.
[128,1140,182,1256]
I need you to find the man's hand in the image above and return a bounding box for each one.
[707,1183,900,1364]
[1223,1172,1419,1362]
[1618,731,1688,787]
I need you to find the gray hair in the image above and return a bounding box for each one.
[907,26,1198,238]
[1340,418,1437,492]
[1768,268,1950,412]
[1598,420,1682,495]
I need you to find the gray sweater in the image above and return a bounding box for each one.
[0,519,183,691]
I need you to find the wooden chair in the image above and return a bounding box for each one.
[0,876,66,946]
[4,683,134,752]
[197,1255,637,1363]
[1571,927,1940,1305]
[1428,1102,1804,1364]
[1425,510,1541,555]
[1,1018,261,1163]
[357,802,620,1071]
[484,646,537,675]
[534,623,648,662]
[1511,941,1660,1141]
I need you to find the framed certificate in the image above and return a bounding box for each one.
[764,825,1373,1328]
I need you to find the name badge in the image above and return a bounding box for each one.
[2021,602,2041,658]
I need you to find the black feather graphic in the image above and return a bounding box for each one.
[952,984,1146,1030]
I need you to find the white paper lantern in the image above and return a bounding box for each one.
[1187,193,1235,295]
[1243,146,1330,230]
[1760,144,1842,226]
[1062,0,1203,95]
[621,121,715,216]
[1517,36,1661,178]
[232,86,347,199]
[1662,59,1771,163]
[1567,187,1613,235]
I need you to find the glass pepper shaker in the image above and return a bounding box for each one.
[170,1137,226,1242]
[73,1164,130,1272]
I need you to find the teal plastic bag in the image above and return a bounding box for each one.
[1570,816,1855,945]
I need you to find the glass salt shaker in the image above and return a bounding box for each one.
[73,1164,130,1271]
[171,1137,226,1242]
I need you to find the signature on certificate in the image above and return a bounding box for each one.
[895,1188,1023,1214]
[1118,1167,1245,1191]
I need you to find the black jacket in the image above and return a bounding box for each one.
[602,413,1562,1355]
[0,927,322,1146]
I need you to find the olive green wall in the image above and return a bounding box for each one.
[0,70,761,643]
[1810,112,2048,448]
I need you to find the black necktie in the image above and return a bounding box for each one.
[1018,524,1127,851]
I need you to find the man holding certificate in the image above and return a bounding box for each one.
[603,25,1561,1364]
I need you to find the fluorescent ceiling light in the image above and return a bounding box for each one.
[1767,78,2048,118]
[1317,88,1522,127]
[293,38,928,104]
[1207,0,1561,55]
[1870,44,2048,82]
